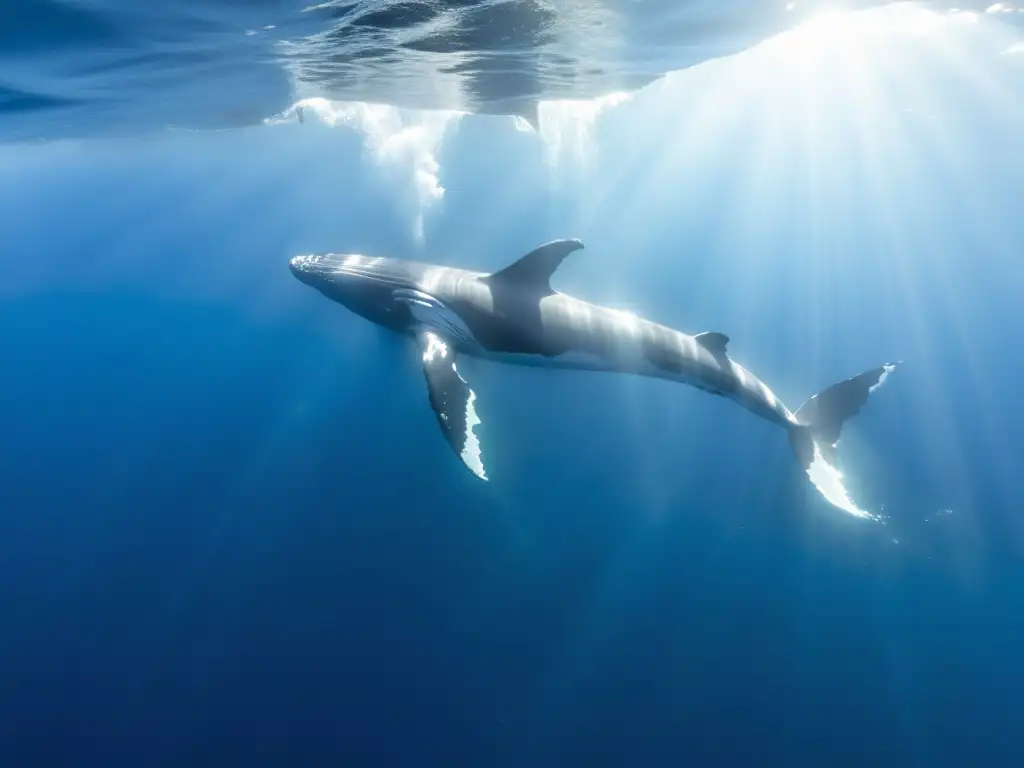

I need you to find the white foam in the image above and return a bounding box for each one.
[268,98,462,242]
[265,84,637,233]
[533,92,633,172]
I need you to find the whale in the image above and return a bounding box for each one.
[289,238,898,518]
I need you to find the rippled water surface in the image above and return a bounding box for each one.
[4,0,1019,141]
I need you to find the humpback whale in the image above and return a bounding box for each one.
[290,239,898,518]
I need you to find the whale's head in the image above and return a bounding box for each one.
[289,252,421,332]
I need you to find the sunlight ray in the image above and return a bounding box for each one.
[874,48,1022,534]
[837,28,980,537]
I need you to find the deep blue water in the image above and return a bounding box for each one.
[2,2,1024,766]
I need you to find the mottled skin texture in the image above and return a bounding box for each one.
[289,242,797,431]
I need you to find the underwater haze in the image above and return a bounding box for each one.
[2,1,1024,766]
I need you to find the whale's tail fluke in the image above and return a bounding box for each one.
[788,363,899,519]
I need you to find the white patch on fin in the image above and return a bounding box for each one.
[804,442,878,521]
[462,389,485,480]
[416,329,488,481]
[421,330,447,364]
[869,363,898,393]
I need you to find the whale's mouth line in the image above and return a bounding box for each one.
[291,254,416,291]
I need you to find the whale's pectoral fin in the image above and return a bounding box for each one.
[695,332,730,357]
[483,239,584,296]
[416,329,488,481]
[394,289,478,349]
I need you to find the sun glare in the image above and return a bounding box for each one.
[768,5,963,64]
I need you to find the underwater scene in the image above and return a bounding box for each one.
[1,1,1022,765]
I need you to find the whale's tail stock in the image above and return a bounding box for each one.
[788,363,900,519]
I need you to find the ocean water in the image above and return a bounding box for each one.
[2,1,1023,766]
[0,0,952,140]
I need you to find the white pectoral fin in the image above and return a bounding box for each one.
[416,329,487,481]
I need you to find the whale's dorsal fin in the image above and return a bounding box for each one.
[695,332,730,357]
[483,239,584,296]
